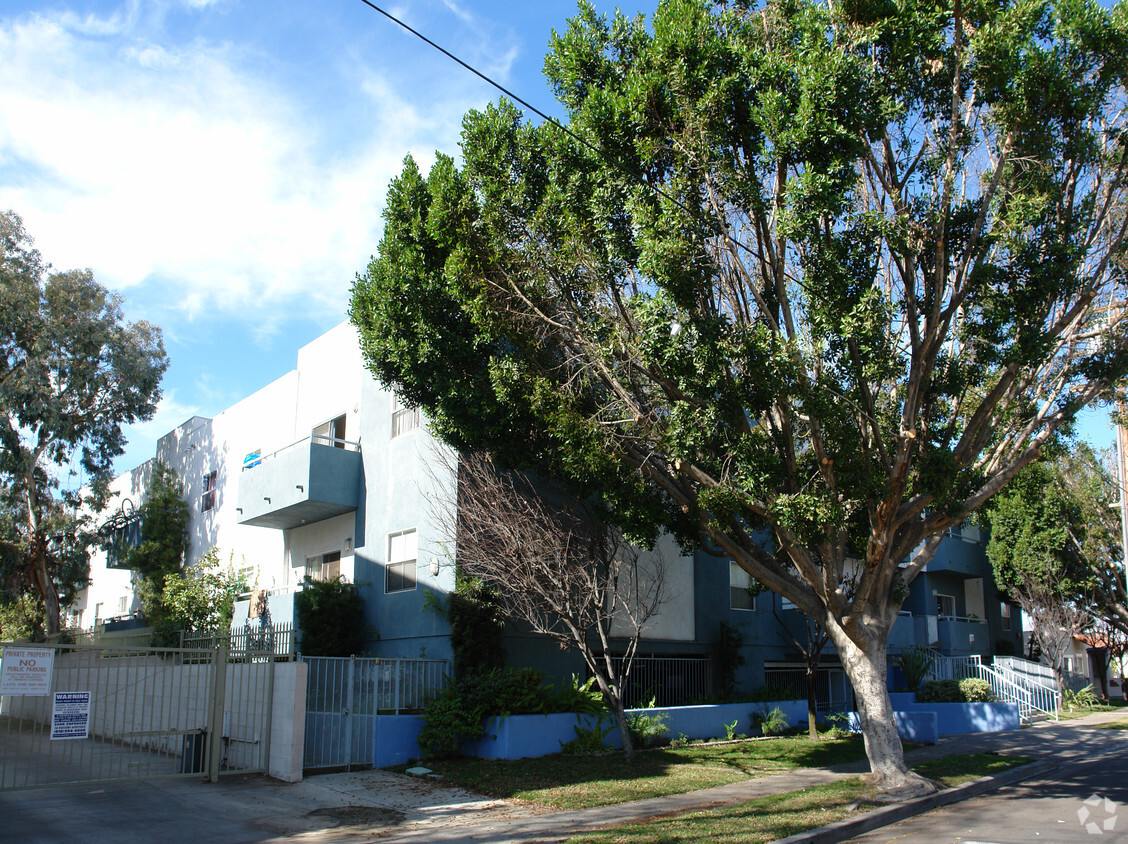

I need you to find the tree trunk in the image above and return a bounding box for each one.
[806,666,818,740]
[591,669,636,763]
[28,542,61,637]
[834,632,937,798]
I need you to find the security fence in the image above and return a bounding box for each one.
[0,641,275,790]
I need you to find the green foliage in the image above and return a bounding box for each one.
[958,678,996,703]
[350,0,1128,780]
[1064,684,1102,709]
[723,719,746,741]
[560,715,615,755]
[916,678,997,703]
[294,575,366,657]
[549,675,608,716]
[123,463,188,582]
[752,705,791,737]
[418,667,567,758]
[0,210,167,634]
[148,549,249,647]
[626,699,671,748]
[898,647,935,692]
[0,593,42,641]
[750,684,798,703]
[447,577,506,677]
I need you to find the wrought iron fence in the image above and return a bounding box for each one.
[607,656,712,708]
[180,622,296,661]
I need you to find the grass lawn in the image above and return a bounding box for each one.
[410,735,873,810]
[561,753,1031,844]
[1058,698,1128,722]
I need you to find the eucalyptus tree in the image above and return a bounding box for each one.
[0,211,167,635]
[352,0,1128,795]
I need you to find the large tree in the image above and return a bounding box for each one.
[351,0,1128,796]
[985,445,1125,687]
[0,210,167,636]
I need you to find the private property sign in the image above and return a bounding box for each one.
[0,647,54,695]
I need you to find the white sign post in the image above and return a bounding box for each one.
[51,691,91,740]
[0,647,55,695]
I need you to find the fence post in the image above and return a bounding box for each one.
[345,655,355,770]
[394,659,401,715]
[208,644,229,783]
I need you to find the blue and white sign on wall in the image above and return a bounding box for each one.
[51,691,91,740]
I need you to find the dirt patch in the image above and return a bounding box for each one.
[305,805,406,828]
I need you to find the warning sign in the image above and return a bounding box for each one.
[51,691,91,740]
[0,647,54,695]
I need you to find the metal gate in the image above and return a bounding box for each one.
[302,656,448,771]
[0,642,275,790]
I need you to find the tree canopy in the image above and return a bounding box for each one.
[351,0,1128,794]
[0,210,167,635]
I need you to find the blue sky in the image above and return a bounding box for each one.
[0,0,662,474]
[0,0,1119,477]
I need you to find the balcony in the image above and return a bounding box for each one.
[236,435,362,529]
[911,613,989,656]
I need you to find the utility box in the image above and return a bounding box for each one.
[181,729,207,774]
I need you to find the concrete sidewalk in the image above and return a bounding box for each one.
[4,709,1126,844]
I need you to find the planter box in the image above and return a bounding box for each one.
[887,692,1020,735]
[844,711,939,745]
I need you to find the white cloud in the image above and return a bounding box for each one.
[0,7,471,323]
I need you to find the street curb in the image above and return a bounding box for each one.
[772,759,1057,844]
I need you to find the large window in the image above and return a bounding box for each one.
[386,529,417,593]
[1000,602,1012,631]
[202,470,217,512]
[391,393,419,438]
[313,414,347,448]
[306,551,341,582]
[730,562,756,610]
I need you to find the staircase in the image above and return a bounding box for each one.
[924,652,1060,724]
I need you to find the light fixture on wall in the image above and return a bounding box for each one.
[430,558,439,576]
[345,538,352,553]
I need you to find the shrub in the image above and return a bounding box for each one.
[916,678,996,703]
[916,679,963,702]
[295,576,366,656]
[1064,684,1101,709]
[417,667,560,757]
[447,578,506,677]
[898,646,935,692]
[560,716,615,754]
[548,675,607,716]
[958,678,995,702]
[752,704,790,736]
[627,698,670,747]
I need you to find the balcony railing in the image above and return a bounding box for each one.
[236,435,363,529]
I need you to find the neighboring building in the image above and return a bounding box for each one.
[72,322,1023,705]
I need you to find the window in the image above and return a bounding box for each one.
[729,562,755,610]
[313,414,346,448]
[1000,603,1012,631]
[391,393,419,438]
[386,529,417,593]
[118,596,128,615]
[202,470,217,512]
[311,551,341,582]
[936,593,956,618]
[94,602,104,624]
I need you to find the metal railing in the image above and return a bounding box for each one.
[977,661,1061,722]
[180,623,296,661]
[241,435,360,472]
[994,655,1094,695]
[608,656,712,708]
[926,652,982,681]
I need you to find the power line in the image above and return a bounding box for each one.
[354,0,687,214]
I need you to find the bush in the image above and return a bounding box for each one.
[418,667,562,757]
[752,704,790,736]
[959,678,995,702]
[295,576,366,656]
[916,678,996,703]
[916,679,963,702]
[627,698,671,747]
[897,646,935,692]
[1064,684,1101,709]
